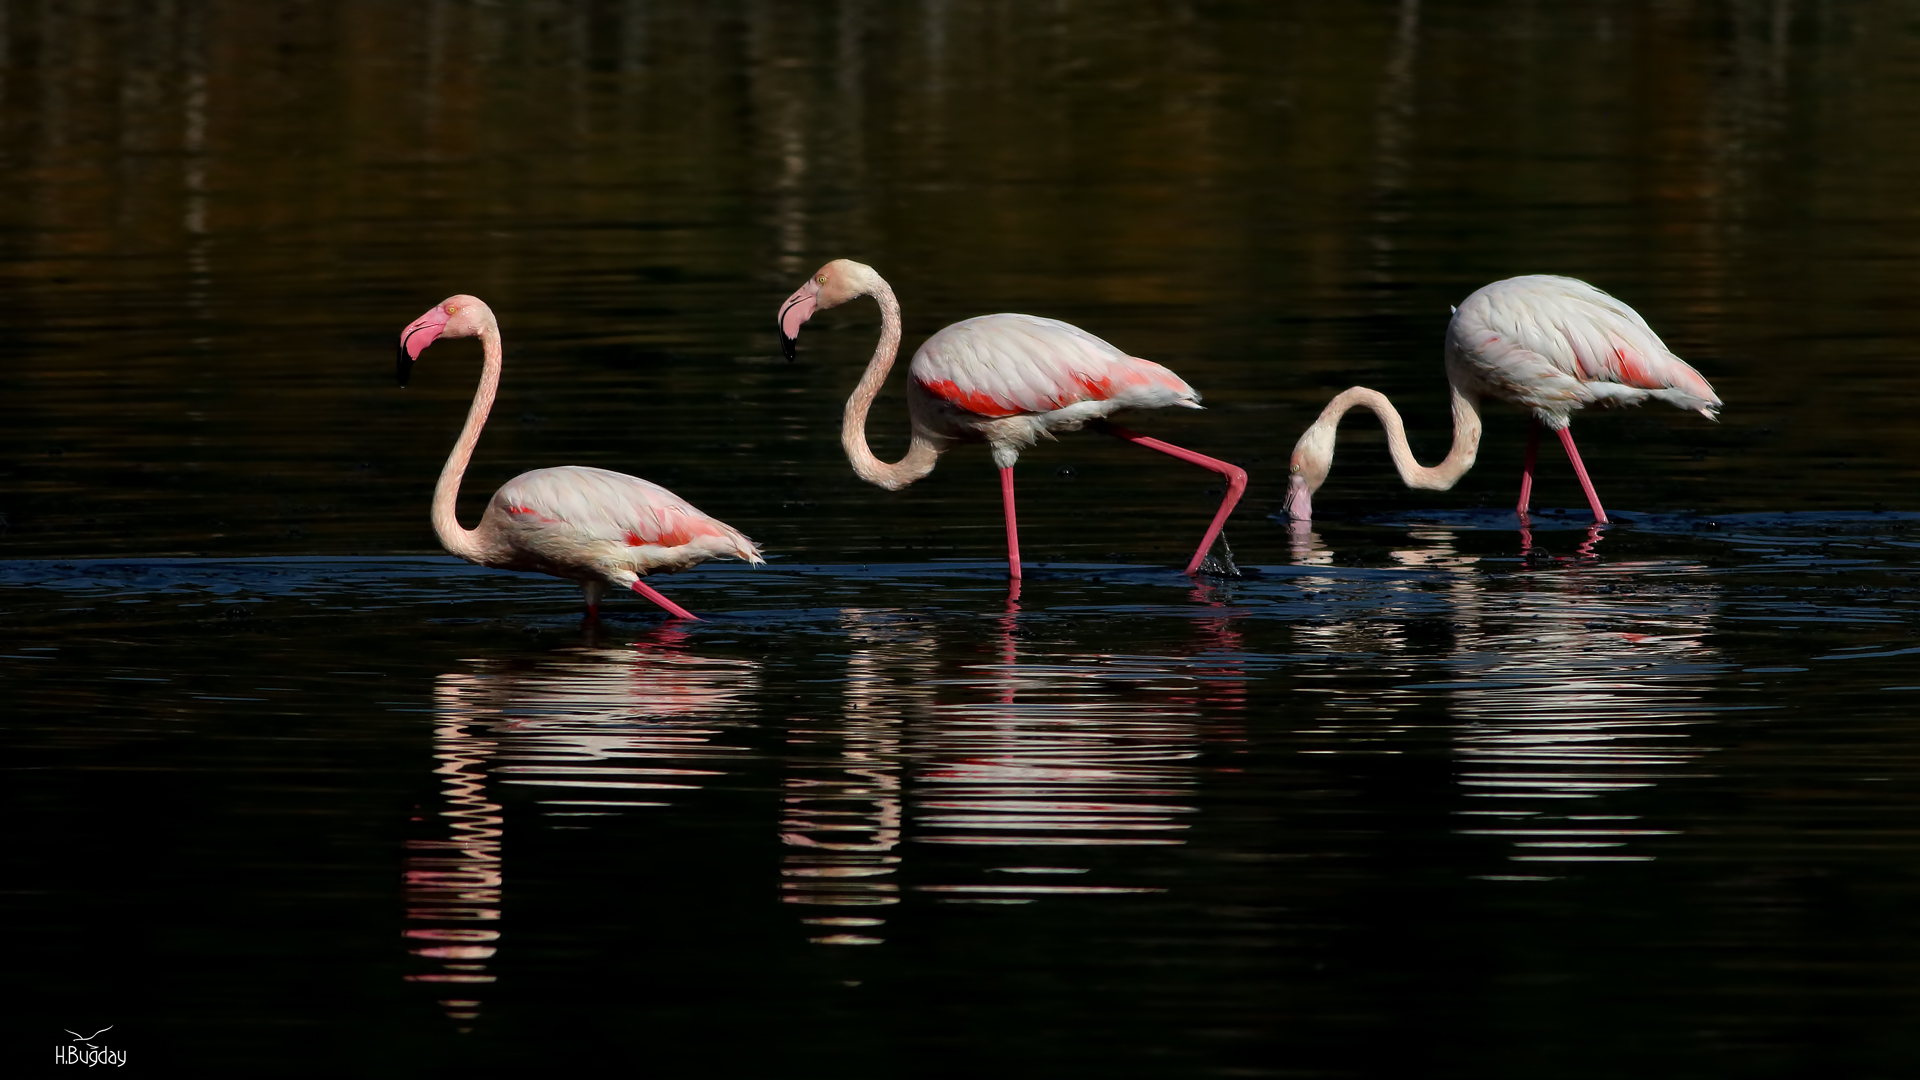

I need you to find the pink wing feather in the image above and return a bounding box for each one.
[908,314,1200,419]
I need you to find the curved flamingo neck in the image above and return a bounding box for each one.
[842,276,940,491]
[1318,384,1482,491]
[432,323,501,563]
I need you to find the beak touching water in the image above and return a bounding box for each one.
[1283,473,1313,522]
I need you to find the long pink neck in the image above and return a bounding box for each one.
[1317,385,1482,490]
[432,325,501,563]
[842,277,940,491]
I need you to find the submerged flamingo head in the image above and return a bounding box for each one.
[396,295,495,387]
[777,259,881,361]
[1283,423,1336,522]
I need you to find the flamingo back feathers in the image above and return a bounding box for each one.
[491,465,763,573]
[910,314,1199,420]
[1449,275,1721,420]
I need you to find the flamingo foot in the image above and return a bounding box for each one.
[1096,422,1248,576]
[1193,531,1241,579]
[630,579,701,621]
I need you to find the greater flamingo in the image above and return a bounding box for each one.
[397,295,762,620]
[1282,274,1721,525]
[776,259,1246,578]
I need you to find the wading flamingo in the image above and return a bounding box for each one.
[397,295,762,620]
[776,259,1247,578]
[1283,274,1720,525]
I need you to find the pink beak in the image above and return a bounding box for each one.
[396,305,451,387]
[401,306,452,360]
[777,283,818,361]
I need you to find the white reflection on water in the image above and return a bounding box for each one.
[787,597,1246,941]
[403,632,759,1025]
[1294,527,1724,867]
[779,609,913,916]
[402,709,502,1033]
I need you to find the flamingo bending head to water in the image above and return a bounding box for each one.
[397,295,763,620]
[776,259,1247,578]
[1283,274,1721,525]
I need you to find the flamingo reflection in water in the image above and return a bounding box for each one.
[1286,512,1604,567]
[402,631,760,1025]
[1288,527,1723,867]
[783,593,1246,943]
[1517,519,1606,563]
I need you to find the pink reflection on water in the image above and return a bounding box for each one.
[402,711,503,1031]
[1292,526,1723,867]
[402,630,758,1027]
[786,594,1247,940]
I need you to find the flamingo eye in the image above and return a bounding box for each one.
[445,304,460,315]
[816,273,827,284]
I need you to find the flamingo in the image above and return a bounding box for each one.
[776,259,1247,578]
[1282,274,1721,525]
[396,295,763,621]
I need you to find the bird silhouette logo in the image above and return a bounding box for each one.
[65,1026,112,1043]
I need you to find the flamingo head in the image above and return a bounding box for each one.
[777,259,881,361]
[1283,422,1335,522]
[396,295,495,387]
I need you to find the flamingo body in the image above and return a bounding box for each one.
[397,296,762,620]
[1285,275,1721,525]
[908,313,1202,467]
[481,465,762,584]
[778,260,1245,577]
[1446,275,1719,425]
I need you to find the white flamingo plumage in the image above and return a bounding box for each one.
[1283,274,1722,524]
[777,259,1247,578]
[396,295,762,620]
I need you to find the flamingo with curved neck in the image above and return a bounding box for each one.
[778,259,1247,579]
[1283,274,1722,526]
[397,295,763,620]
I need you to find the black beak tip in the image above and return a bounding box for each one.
[396,345,414,388]
[780,335,797,362]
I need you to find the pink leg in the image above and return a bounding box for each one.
[1555,427,1609,524]
[1000,466,1023,580]
[1517,418,1539,514]
[629,579,701,621]
[1097,423,1248,576]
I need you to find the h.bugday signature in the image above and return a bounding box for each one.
[55,1025,125,1068]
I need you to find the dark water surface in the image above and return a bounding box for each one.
[6,2,1920,1077]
